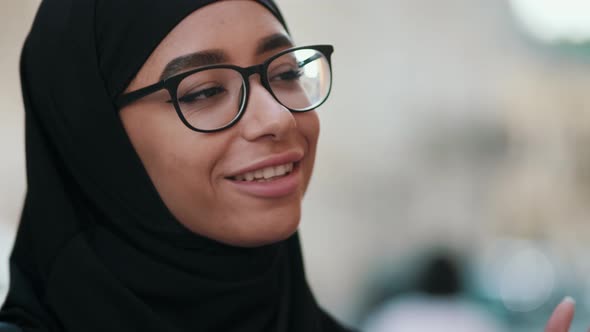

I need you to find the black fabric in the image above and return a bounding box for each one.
[0,322,22,332]
[0,1,352,331]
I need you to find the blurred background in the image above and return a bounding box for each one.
[2,0,590,331]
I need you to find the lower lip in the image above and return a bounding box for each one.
[226,163,301,198]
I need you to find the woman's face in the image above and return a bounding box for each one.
[119,1,320,247]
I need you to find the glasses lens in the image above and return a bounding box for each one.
[267,48,332,111]
[176,68,245,131]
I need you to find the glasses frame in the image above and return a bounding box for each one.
[115,44,334,133]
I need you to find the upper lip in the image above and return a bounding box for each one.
[225,150,303,178]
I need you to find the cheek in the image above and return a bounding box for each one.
[298,110,320,150]
[296,111,320,189]
[119,104,223,207]
[120,102,180,161]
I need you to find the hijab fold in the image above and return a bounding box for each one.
[0,1,352,331]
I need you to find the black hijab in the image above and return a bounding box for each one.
[0,1,353,331]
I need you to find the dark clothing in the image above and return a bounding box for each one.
[0,1,352,331]
[0,322,21,332]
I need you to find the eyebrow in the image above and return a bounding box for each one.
[255,33,294,55]
[159,33,294,81]
[159,50,226,81]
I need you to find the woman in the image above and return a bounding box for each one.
[0,0,352,331]
[0,1,581,331]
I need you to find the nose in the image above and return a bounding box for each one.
[239,77,296,142]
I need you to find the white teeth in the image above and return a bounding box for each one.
[232,162,295,182]
[263,167,275,179]
[245,172,254,181]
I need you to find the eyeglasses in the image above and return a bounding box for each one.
[115,45,334,133]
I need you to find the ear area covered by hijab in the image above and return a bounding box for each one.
[0,0,353,331]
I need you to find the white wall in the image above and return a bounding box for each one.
[0,0,38,306]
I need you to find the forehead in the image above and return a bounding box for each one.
[153,1,288,66]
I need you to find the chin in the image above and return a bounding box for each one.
[222,209,302,248]
[172,194,304,247]
[235,220,299,248]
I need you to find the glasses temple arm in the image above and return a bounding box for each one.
[115,81,166,109]
[297,53,323,68]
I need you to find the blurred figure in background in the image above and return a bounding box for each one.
[362,253,506,332]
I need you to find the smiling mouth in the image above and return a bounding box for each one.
[228,162,297,182]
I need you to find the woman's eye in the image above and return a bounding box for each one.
[271,69,303,82]
[178,86,226,103]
